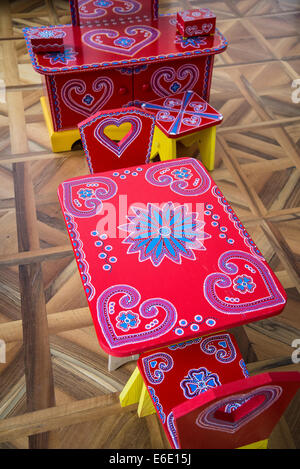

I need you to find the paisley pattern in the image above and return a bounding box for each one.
[150,65,199,98]
[145,158,211,196]
[61,77,113,117]
[204,250,286,315]
[62,176,118,218]
[97,285,177,349]
[82,26,160,57]
[196,385,283,434]
[200,333,237,363]
[142,353,174,385]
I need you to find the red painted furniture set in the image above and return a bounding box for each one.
[25,1,300,449]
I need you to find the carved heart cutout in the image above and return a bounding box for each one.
[151,64,199,98]
[82,25,160,57]
[61,77,113,117]
[204,250,286,315]
[196,385,282,433]
[94,116,141,157]
[97,285,177,350]
[145,158,211,196]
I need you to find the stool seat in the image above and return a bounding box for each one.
[136,332,248,448]
[141,91,223,171]
[141,90,223,138]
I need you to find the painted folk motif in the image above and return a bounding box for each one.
[45,69,132,131]
[137,331,248,449]
[69,0,159,26]
[141,90,223,137]
[173,371,300,449]
[58,158,287,357]
[78,107,156,173]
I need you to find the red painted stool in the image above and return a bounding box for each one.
[141,90,223,170]
[120,332,300,449]
[78,106,156,174]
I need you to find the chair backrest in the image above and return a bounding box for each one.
[172,371,300,449]
[69,1,159,26]
[78,106,156,174]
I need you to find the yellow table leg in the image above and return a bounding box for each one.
[198,126,216,171]
[119,366,144,407]
[137,384,156,417]
[119,366,156,417]
[238,439,269,449]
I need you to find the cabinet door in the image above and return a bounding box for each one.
[133,56,214,105]
[47,68,133,131]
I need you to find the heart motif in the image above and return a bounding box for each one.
[142,352,174,385]
[94,116,141,157]
[200,333,237,363]
[61,77,114,117]
[196,385,282,433]
[204,250,286,315]
[82,25,160,57]
[145,158,211,197]
[97,285,177,350]
[62,176,118,218]
[151,64,199,98]
[202,23,213,34]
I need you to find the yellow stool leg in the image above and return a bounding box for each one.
[119,366,144,407]
[137,384,156,417]
[41,97,81,152]
[151,126,177,161]
[198,125,216,171]
[238,439,269,449]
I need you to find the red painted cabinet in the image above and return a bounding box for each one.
[133,56,214,104]
[45,68,133,131]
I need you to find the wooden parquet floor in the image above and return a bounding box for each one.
[0,0,299,450]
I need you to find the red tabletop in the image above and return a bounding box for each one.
[23,15,228,75]
[141,90,223,138]
[57,158,286,357]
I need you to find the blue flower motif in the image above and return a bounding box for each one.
[180,367,221,399]
[95,0,112,6]
[38,30,55,38]
[114,37,135,49]
[82,94,94,105]
[78,188,94,199]
[116,310,140,331]
[175,34,207,49]
[44,47,78,65]
[172,167,192,180]
[170,81,181,93]
[119,202,211,267]
[233,275,256,294]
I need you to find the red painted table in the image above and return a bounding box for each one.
[57,158,286,357]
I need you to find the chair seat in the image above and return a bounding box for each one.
[137,332,249,448]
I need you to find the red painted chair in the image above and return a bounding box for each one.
[78,106,156,174]
[127,333,300,449]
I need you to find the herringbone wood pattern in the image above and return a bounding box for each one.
[0,0,299,449]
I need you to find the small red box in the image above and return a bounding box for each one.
[30,28,65,54]
[177,9,216,38]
